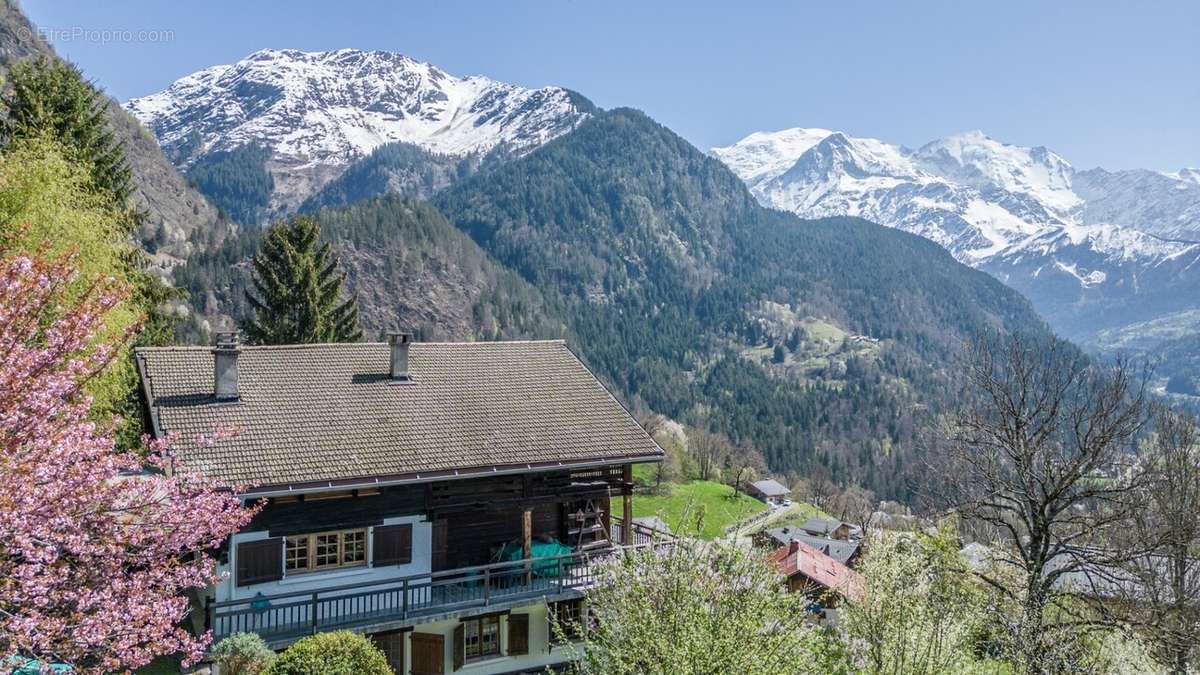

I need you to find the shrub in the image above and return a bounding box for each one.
[568,537,835,674]
[211,633,276,675]
[265,631,390,675]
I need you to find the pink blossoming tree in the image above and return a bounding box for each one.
[0,252,257,673]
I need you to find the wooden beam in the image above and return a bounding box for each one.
[522,508,533,558]
[522,507,533,584]
[622,465,633,546]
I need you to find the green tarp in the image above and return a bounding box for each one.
[8,657,72,674]
[497,540,573,577]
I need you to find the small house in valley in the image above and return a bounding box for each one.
[797,516,857,541]
[760,527,862,568]
[746,479,791,506]
[136,333,664,674]
[769,540,864,622]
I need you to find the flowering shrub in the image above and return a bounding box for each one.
[0,253,256,673]
[567,536,840,675]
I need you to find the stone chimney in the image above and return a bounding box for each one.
[212,331,240,401]
[388,332,414,383]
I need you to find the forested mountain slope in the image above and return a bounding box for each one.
[175,196,561,342]
[433,108,1050,495]
[299,142,472,213]
[0,1,222,270]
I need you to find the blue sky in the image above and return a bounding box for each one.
[21,0,1199,171]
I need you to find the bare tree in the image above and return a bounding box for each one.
[642,414,684,488]
[690,428,730,483]
[929,331,1150,672]
[830,484,876,537]
[727,441,767,497]
[801,466,840,512]
[1116,405,1200,674]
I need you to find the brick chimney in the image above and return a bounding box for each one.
[212,331,240,401]
[388,332,414,383]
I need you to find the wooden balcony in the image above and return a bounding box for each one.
[207,544,643,645]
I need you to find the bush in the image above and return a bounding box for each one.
[265,631,390,675]
[211,633,276,675]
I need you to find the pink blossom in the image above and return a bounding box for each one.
[0,253,257,674]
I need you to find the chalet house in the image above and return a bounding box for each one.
[746,479,791,506]
[759,527,862,568]
[136,333,664,674]
[769,540,864,623]
[797,516,858,541]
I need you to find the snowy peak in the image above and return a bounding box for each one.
[711,127,832,186]
[786,131,921,181]
[913,131,1079,214]
[127,48,592,211]
[713,125,1200,345]
[1168,168,1200,185]
[713,126,1200,264]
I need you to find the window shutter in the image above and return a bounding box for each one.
[452,623,464,671]
[410,632,444,675]
[431,519,449,571]
[507,613,529,655]
[370,631,404,674]
[372,524,413,566]
[236,537,282,586]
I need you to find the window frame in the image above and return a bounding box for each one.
[462,614,502,661]
[549,599,587,642]
[284,527,369,575]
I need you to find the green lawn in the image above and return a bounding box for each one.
[631,461,658,484]
[775,502,829,529]
[632,480,769,539]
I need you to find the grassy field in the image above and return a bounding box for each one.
[632,480,769,539]
[774,502,830,529]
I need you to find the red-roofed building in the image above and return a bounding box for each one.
[769,539,865,608]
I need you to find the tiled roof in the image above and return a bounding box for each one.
[769,540,864,602]
[136,340,662,490]
[763,529,859,565]
[799,517,849,537]
[749,479,790,497]
[791,534,860,565]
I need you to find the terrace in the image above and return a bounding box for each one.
[208,539,665,646]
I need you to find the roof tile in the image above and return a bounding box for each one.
[137,340,663,488]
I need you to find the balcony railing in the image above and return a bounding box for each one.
[207,544,657,644]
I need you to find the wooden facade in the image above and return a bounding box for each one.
[244,467,631,552]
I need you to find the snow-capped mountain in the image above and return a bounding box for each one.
[713,128,1200,346]
[127,48,592,212]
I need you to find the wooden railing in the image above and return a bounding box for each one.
[207,546,626,643]
[609,521,667,546]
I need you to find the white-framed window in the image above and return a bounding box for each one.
[463,614,501,660]
[284,528,368,574]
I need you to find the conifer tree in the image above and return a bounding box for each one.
[0,56,134,206]
[1,56,177,444]
[243,215,362,344]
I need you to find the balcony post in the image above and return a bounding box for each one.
[484,567,491,605]
[522,507,533,585]
[622,464,633,546]
[310,592,318,635]
[402,578,409,619]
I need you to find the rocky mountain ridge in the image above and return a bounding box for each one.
[127,48,593,214]
[713,127,1200,346]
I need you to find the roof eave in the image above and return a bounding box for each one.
[240,453,665,498]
